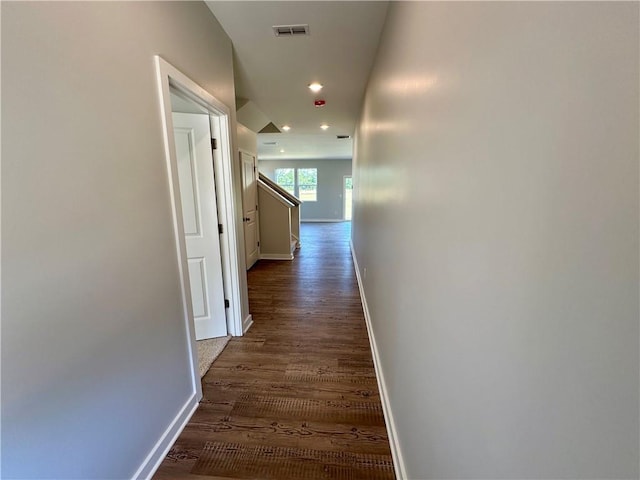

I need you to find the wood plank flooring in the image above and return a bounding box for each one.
[153,222,394,480]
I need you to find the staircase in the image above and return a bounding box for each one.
[257,173,302,260]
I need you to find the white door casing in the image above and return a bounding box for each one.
[173,112,227,339]
[149,56,246,480]
[240,151,259,269]
[154,53,245,405]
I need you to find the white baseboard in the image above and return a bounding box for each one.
[260,253,294,260]
[133,393,200,479]
[243,314,253,334]
[301,219,349,223]
[350,241,407,480]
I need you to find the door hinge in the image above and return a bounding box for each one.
[211,138,217,150]
[257,241,260,247]
[218,223,224,234]
[224,299,230,308]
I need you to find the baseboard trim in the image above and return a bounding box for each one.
[243,314,253,334]
[133,393,200,479]
[260,253,294,260]
[301,219,349,223]
[350,241,407,480]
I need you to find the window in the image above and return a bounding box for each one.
[297,168,317,202]
[273,167,317,202]
[274,168,295,195]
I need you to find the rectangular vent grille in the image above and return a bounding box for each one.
[337,135,351,139]
[273,24,310,37]
[263,141,278,146]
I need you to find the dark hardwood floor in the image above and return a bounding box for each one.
[153,222,395,479]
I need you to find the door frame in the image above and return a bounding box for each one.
[154,56,244,388]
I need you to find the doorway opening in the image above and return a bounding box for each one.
[155,56,245,393]
[344,175,353,221]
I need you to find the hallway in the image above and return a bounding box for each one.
[154,222,395,479]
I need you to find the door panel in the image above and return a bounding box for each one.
[241,151,259,269]
[187,257,208,318]
[174,131,201,236]
[173,112,227,339]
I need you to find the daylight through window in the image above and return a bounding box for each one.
[274,168,295,195]
[274,167,317,202]
[298,168,317,202]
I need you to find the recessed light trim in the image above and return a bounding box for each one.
[320,124,329,130]
[281,125,291,131]
[308,83,323,93]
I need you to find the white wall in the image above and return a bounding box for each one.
[1,2,246,478]
[237,123,258,156]
[259,159,352,221]
[352,2,639,478]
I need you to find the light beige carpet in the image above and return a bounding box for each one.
[197,335,231,378]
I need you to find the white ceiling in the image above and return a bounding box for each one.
[257,133,353,160]
[206,1,389,160]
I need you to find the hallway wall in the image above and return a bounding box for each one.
[1,2,243,478]
[351,2,639,478]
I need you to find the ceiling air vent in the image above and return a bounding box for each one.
[337,135,351,139]
[273,24,310,37]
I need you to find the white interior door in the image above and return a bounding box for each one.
[173,112,227,339]
[240,151,259,269]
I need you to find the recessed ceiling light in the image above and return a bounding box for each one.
[280,149,285,153]
[320,124,329,130]
[308,83,323,93]
[281,125,291,131]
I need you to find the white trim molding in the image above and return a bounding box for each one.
[260,253,294,261]
[132,394,199,480]
[243,314,254,334]
[154,55,244,339]
[350,240,407,480]
[300,219,350,223]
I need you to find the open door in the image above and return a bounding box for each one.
[241,151,259,269]
[173,112,227,339]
